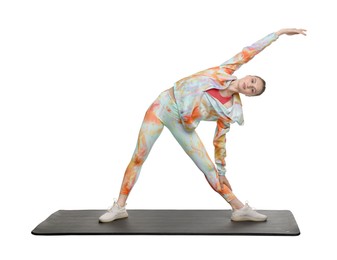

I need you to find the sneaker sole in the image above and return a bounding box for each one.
[231,216,267,222]
[99,212,129,223]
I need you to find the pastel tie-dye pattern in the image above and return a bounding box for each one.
[120,90,236,202]
[119,32,279,200]
[174,32,278,175]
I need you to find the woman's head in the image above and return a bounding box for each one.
[237,75,266,96]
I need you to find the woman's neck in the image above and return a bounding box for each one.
[220,80,239,97]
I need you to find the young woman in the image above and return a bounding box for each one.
[99,28,306,223]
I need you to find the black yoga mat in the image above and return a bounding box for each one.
[31,209,300,236]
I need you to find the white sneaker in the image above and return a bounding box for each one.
[99,200,128,223]
[231,203,267,222]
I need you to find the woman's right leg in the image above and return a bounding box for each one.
[99,94,165,222]
[117,97,164,207]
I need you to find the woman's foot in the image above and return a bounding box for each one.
[99,200,128,223]
[231,203,267,222]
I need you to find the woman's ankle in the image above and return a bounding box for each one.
[229,198,244,210]
[117,194,128,207]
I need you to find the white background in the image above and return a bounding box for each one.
[1,0,336,259]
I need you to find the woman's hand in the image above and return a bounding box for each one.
[219,175,232,191]
[276,28,307,36]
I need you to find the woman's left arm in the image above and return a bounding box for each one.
[187,28,306,84]
[219,28,307,74]
[219,32,279,74]
[275,28,307,36]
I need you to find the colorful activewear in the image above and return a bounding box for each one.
[205,88,232,104]
[119,32,279,201]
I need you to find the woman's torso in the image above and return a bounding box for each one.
[168,86,234,122]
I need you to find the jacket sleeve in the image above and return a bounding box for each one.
[220,32,279,74]
[187,32,279,83]
[213,118,231,176]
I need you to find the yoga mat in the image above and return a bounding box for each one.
[32,209,300,236]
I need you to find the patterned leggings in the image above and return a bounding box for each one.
[119,89,236,202]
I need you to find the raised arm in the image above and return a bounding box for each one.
[220,28,307,74]
[275,28,307,36]
[219,32,279,74]
[187,28,306,84]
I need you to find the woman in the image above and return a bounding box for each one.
[99,28,306,223]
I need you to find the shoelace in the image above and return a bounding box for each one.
[107,199,126,211]
[244,201,257,211]
[107,205,115,212]
[107,199,118,212]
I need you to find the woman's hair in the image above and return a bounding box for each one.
[254,76,266,96]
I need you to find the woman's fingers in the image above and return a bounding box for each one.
[299,29,307,35]
[286,28,307,35]
[220,176,232,191]
[294,28,307,35]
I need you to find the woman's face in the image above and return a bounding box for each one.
[237,75,264,96]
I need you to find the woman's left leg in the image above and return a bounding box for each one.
[158,93,239,205]
[167,122,238,203]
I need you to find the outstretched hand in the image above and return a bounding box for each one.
[276,28,307,36]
